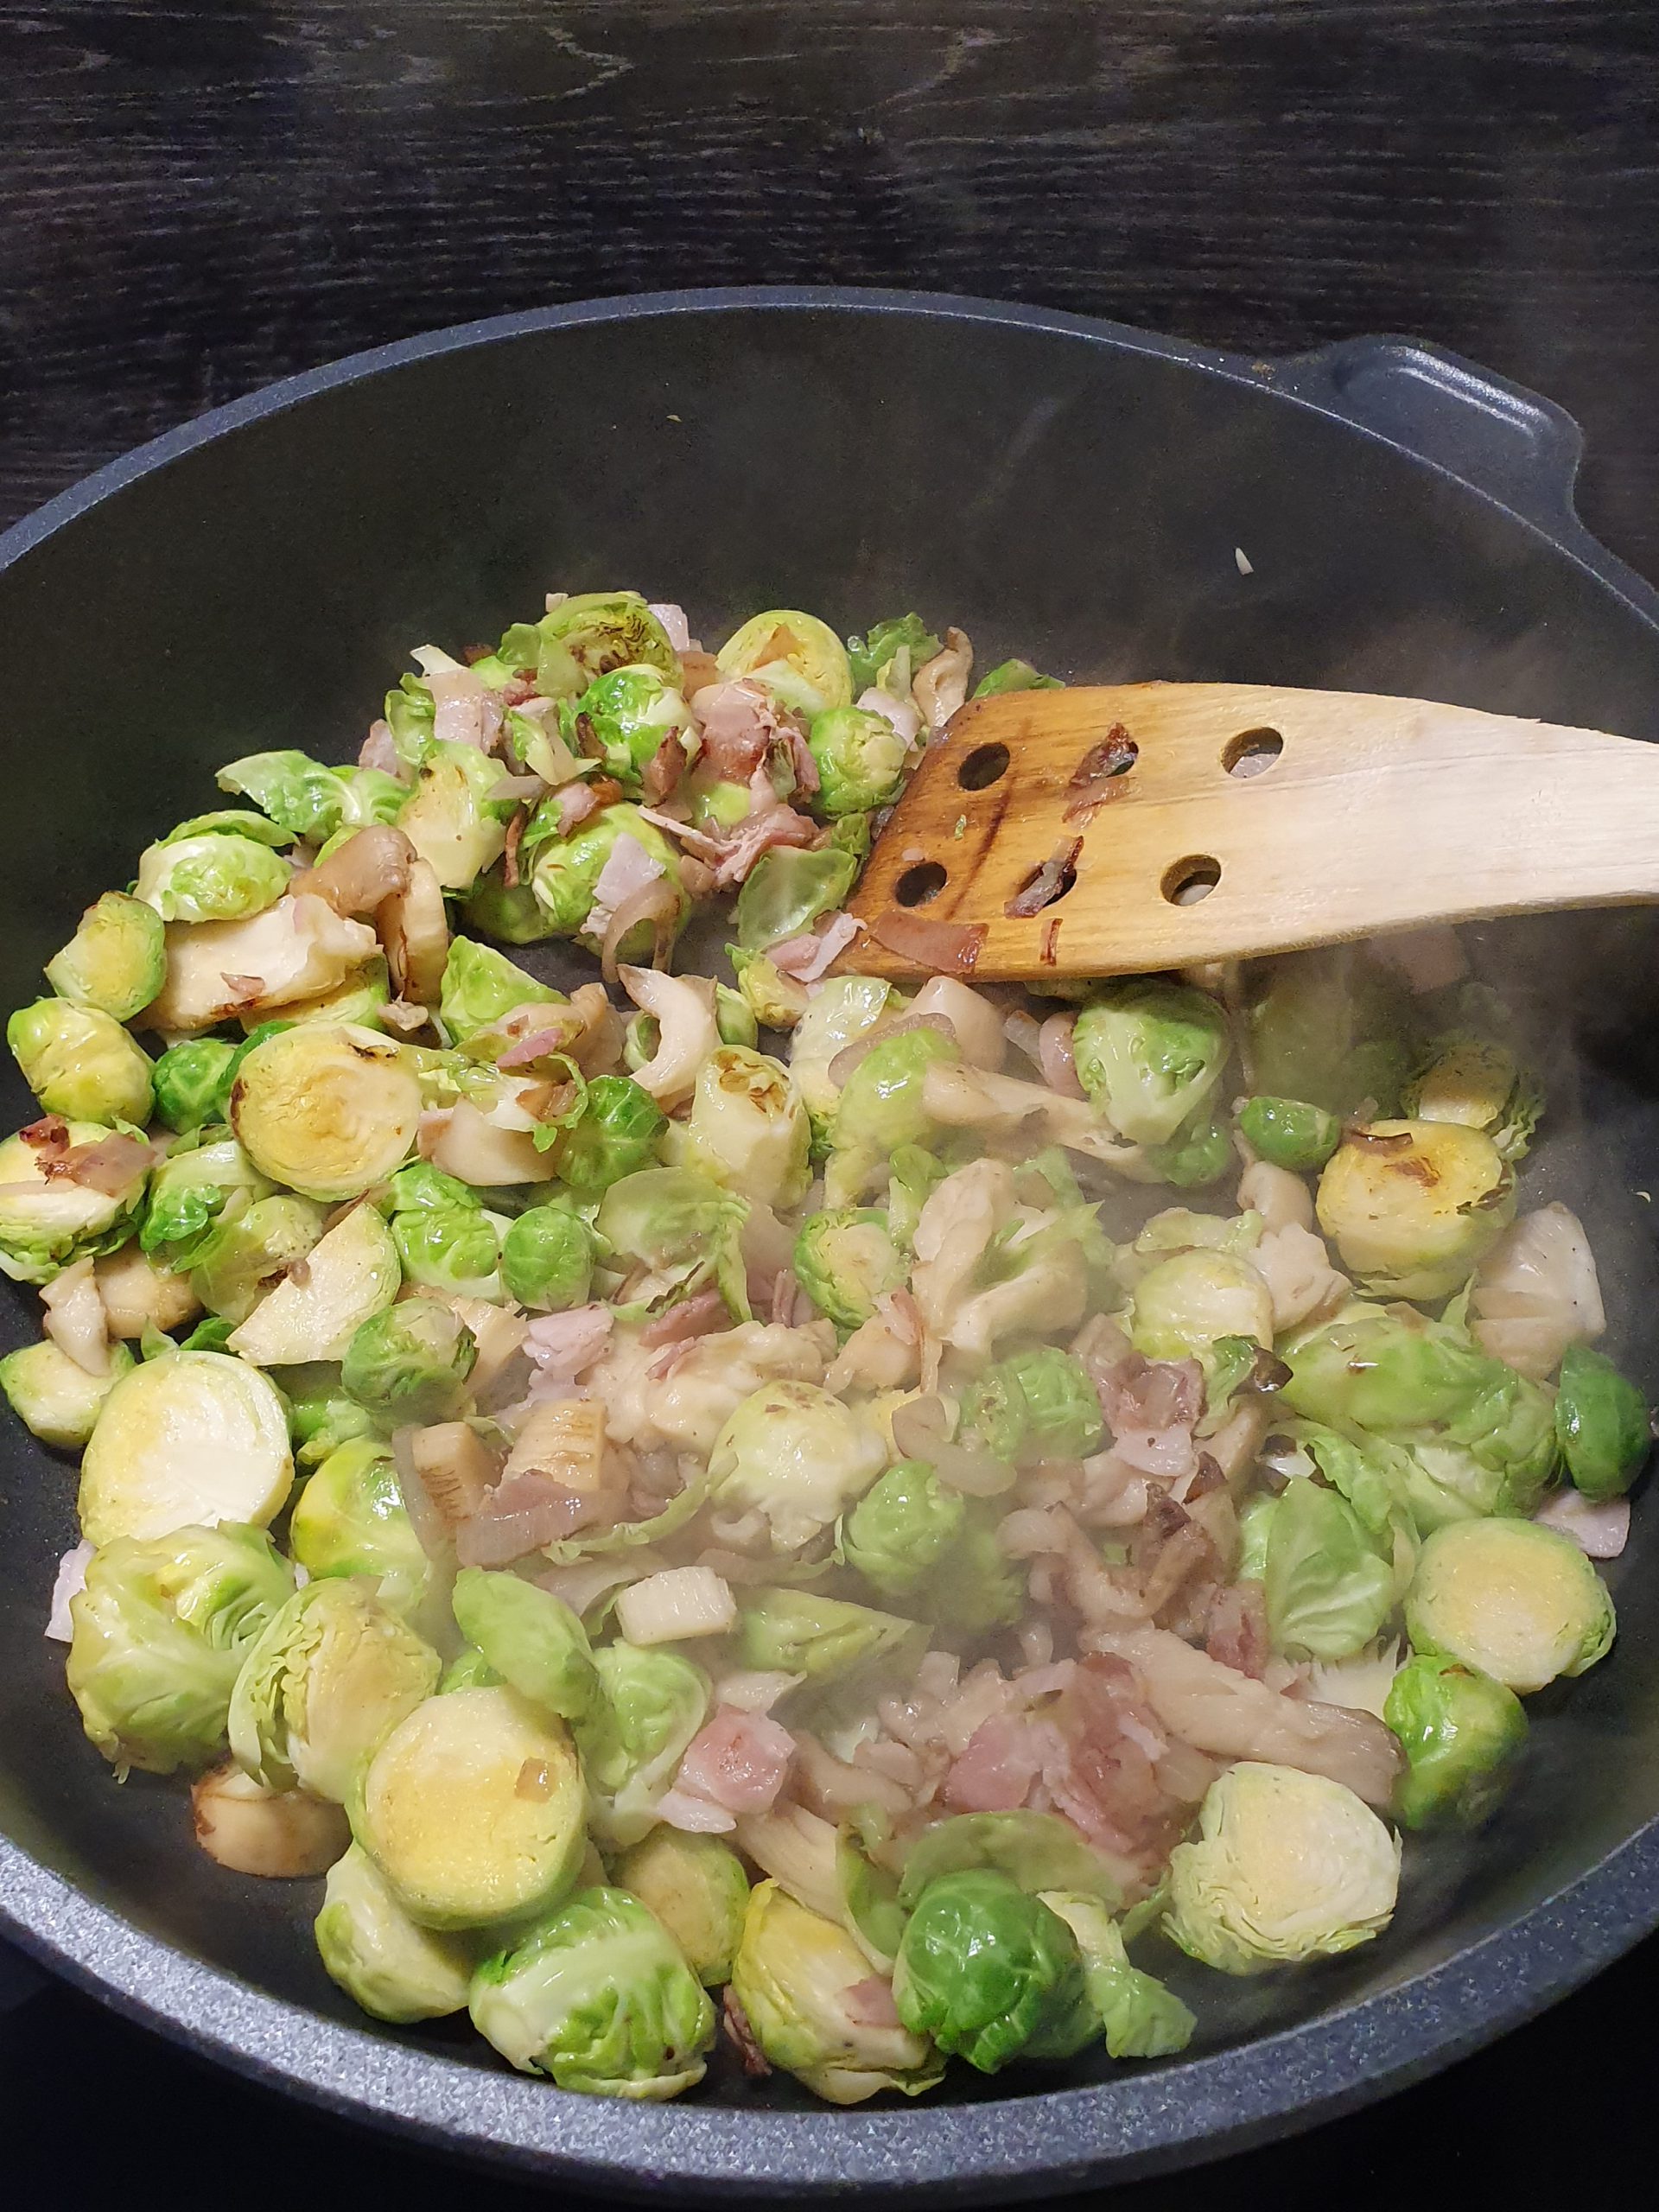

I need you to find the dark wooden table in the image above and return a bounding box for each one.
[3,0,1657,2200]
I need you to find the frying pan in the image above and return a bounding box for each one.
[2,289,1658,2201]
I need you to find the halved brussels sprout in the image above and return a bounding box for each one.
[188,1194,328,1323]
[734,846,860,953]
[77,1350,294,1547]
[1037,1891,1194,2058]
[1247,946,1414,1118]
[1315,1119,1513,1300]
[793,1209,906,1331]
[352,1686,586,1929]
[280,1362,376,1468]
[500,1201,594,1312]
[150,1039,238,1134]
[1383,1651,1528,1829]
[395,740,512,889]
[1163,1763,1400,1974]
[439,937,563,1043]
[567,664,696,791]
[1262,1478,1398,1662]
[1236,1095,1341,1173]
[192,1760,349,1877]
[1071,982,1230,1147]
[963,1345,1104,1463]
[217,749,405,842]
[0,1119,149,1286]
[729,948,810,1033]
[715,982,759,1049]
[1554,1344,1649,1501]
[716,609,853,717]
[735,1587,921,1684]
[893,1869,1095,2073]
[594,1165,747,1318]
[230,1023,423,1200]
[1404,1517,1615,1693]
[289,1435,434,1620]
[507,591,681,696]
[470,1885,715,2097]
[226,1201,402,1366]
[134,831,289,923]
[1128,1249,1274,1365]
[789,976,899,1121]
[141,1138,274,1269]
[341,1298,477,1427]
[581,1640,711,1847]
[895,1812,1126,1910]
[0,1332,134,1446]
[676,1046,810,1211]
[315,1841,474,2022]
[8,999,154,1125]
[463,859,558,945]
[449,1571,602,1726]
[1401,1033,1541,1161]
[806,706,910,817]
[709,1381,887,1552]
[730,1880,942,2104]
[526,804,686,953]
[45,892,168,1021]
[66,1522,294,1773]
[847,613,940,696]
[613,1830,750,1986]
[972,658,1063,699]
[230,1576,440,1802]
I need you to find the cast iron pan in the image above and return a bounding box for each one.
[2,289,1658,2201]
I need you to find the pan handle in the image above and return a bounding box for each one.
[1260,335,1585,537]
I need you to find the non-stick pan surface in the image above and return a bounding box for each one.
[3,289,1659,2200]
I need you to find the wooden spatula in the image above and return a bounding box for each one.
[842,681,1659,981]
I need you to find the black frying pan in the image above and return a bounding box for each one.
[3,289,1658,2202]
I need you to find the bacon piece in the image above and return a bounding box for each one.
[710,804,818,889]
[454,1471,597,1567]
[523,1304,613,1386]
[639,1286,729,1349]
[676,1707,796,1815]
[1091,1351,1203,1478]
[944,1714,1046,1812]
[43,1130,159,1195]
[690,679,785,782]
[866,908,986,975]
[642,733,688,804]
[722,1989,772,2076]
[769,912,865,982]
[1205,1580,1268,1677]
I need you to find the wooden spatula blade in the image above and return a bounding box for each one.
[843,683,1659,981]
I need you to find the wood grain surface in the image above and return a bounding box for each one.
[1,1,1657,572]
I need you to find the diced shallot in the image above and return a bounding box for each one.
[1534,1489,1631,1559]
[856,685,922,747]
[46,1541,94,1643]
[614,1566,738,1645]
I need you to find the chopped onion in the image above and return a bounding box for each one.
[891,1393,1016,1496]
[600,875,679,985]
[1534,1489,1630,1559]
[46,1541,93,1643]
[715,1669,805,1713]
[42,1258,111,1376]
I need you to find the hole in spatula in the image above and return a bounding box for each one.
[895,861,947,906]
[957,742,1010,791]
[1162,855,1221,906]
[1223,727,1283,777]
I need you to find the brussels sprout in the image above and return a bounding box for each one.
[1281,1306,1561,1529]
[1315,1118,1512,1300]
[179,1314,235,1352]
[567,664,697,791]
[1404,1517,1615,1693]
[315,1842,474,2023]
[0,1334,136,1447]
[0,1119,149,1285]
[391,1202,503,1301]
[66,1523,295,1773]
[188,1194,327,1322]
[1247,946,1415,1118]
[1554,1344,1649,1501]
[824,1026,960,1206]
[1236,1095,1342,1172]
[1401,1033,1541,1161]
[972,658,1064,699]
[789,974,900,1119]
[526,804,685,950]
[1128,1249,1274,1368]
[497,1201,592,1313]
[150,1039,238,1135]
[1383,1651,1528,1829]
[44,892,168,1021]
[8,999,154,1125]
[450,1570,602,1726]
[438,937,563,1043]
[439,1644,503,1693]
[1146,1111,1232,1188]
[383,675,437,761]
[230,1576,440,1802]
[277,1362,373,1466]
[840,1462,966,1599]
[470,1885,715,2097]
[709,1381,887,1552]
[887,1143,947,1253]
[134,831,290,924]
[728,948,810,1033]
[289,1434,434,1619]
[550,1074,667,1197]
[963,1345,1104,1464]
[1037,1891,1195,2058]
[394,739,512,890]
[896,1811,1127,1910]
[341,1300,477,1427]
[1071,982,1230,1147]
[683,771,753,834]
[677,1046,811,1211]
[804,706,910,817]
[506,591,681,698]
[1164,1763,1401,1975]
[594,1165,747,1318]
[165,807,296,848]
[734,845,860,952]
[580,1641,712,1847]
[140,1139,271,1269]
[717,609,853,717]
[1262,1478,1398,1662]
[462,858,558,945]
[792,1209,906,1332]
[847,613,940,696]
[384,1160,480,1214]
[78,1350,294,1547]
[217,749,405,842]
[735,1587,921,1683]
[228,1200,403,1367]
[731,1880,943,2103]
[918,1509,1024,1635]
[893,1869,1095,2073]
[230,1023,423,1200]
[613,1831,750,1987]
